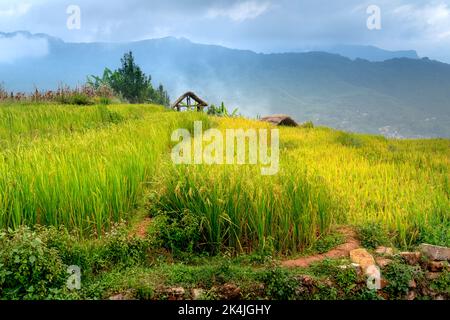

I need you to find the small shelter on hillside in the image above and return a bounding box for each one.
[260,114,298,127]
[171,92,208,112]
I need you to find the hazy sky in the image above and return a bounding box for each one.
[1,0,450,62]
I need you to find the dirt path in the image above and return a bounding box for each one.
[282,227,360,268]
[132,217,152,239]
[130,220,359,267]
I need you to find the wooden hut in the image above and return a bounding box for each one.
[171,92,208,112]
[260,114,298,127]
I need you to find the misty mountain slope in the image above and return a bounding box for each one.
[323,45,419,62]
[0,32,449,138]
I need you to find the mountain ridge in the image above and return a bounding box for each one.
[0,31,423,61]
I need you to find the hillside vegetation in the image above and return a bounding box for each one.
[0,103,448,251]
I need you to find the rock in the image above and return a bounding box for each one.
[217,283,241,300]
[252,283,265,296]
[421,287,434,297]
[298,275,315,287]
[380,278,388,289]
[323,278,334,287]
[407,290,417,300]
[434,295,445,301]
[109,293,127,300]
[163,287,185,300]
[427,261,445,272]
[419,244,450,261]
[351,263,363,276]
[375,246,394,256]
[108,290,134,300]
[425,272,442,281]
[376,257,393,268]
[350,248,376,272]
[192,288,205,300]
[400,252,421,265]
[408,279,417,289]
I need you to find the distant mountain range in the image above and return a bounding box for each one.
[318,45,420,62]
[0,31,449,138]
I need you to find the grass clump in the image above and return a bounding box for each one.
[308,259,364,298]
[383,261,417,299]
[336,132,364,148]
[260,267,298,300]
[149,209,202,254]
[311,232,345,254]
[357,222,389,249]
[299,121,314,129]
[58,93,93,105]
[430,270,450,296]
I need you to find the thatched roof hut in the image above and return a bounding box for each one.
[171,91,208,112]
[260,114,298,127]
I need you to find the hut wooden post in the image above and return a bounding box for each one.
[171,92,208,112]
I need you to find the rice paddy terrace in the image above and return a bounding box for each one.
[0,102,448,251]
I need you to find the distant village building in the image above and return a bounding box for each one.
[260,114,298,127]
[171,92,208,112]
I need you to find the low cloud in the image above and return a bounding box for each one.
[207,1,271,22]
[0,3,32,17]
[390,2,450,40]
[0,34,49,63]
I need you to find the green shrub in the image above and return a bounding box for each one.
[164,261,235,288]
[357,222,389,249]
[309,258,342,277]
[92,225,150,271]
[309,259,358,296]
[312,232,345,254]
[97,105,124,124]
[135,284,154,300]
[38,227,91,272]
[383,261,415,298]
[417,223,450,247]
[43,223,149,275]
[149,210,201,254]
[313,283,339,300]
[430,270,450,295]
[300,121,314,129]
[71,93,93,105]
[0,227,66,299]
[355,288,384,300]
[207,102,238,117]
[261,267,298,300]
[99,97,111,105]
[336,132,364,148]
[58,93,93,105]
[334,267,357,294]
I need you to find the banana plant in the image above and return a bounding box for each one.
[207,102,239,117]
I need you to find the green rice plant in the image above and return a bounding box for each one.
[152,163,337,254]
[0,104,210,236]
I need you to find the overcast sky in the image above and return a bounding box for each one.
[1,0,450,62]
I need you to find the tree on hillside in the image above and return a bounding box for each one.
[88,51,170,105]
[110,51,151,103]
